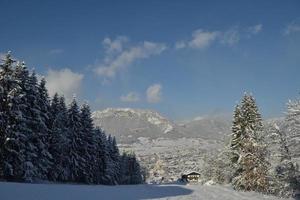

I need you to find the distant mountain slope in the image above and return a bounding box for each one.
[177,114,232,140]
[92,108,231,144]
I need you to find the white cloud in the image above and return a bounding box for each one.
[284,21,300,35]
[247,24,263,35]
[188,29,220,49]
[176,25,263,50]
[49,49,64,55]
[120,92,140,102]
[175,41,186,49]
[45,68,84,100]
[146,83,162,103]
[220,27,240,46]
[95,37,167,79]
[102,36,128,54]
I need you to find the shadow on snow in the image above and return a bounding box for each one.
[0,182,193,200]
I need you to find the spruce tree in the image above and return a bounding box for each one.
[230,105,243,163]
[286,99,300,165]
[48,94,70,182]
[13,61,39,182]
[94,127,109,184]
[25,72,52,180]
[0,54,26,181]
[120,152,143,184]
[106,135,121,185]
[230,94,269,193]
[66,97,84,182]
[266,123,298,197]
[79,103,95,183]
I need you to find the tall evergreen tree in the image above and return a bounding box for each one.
[106,135,121,185]
[66,97,84,182]
[13,61,39,182]
[48,94,70,182]
[0,54,26,181]
[26,72,52,180]
[120,152,143,184]
[79,103,95,183]
[93,127,109,184]
[285,99,300,165]
[266,123,298,197]
[230,94,269,193]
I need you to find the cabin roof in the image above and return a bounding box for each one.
[183,172,200,176]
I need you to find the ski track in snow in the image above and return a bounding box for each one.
[0,182,290,200]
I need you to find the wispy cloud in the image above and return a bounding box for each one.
[220,26,240,46]
[175,41,186,49]
[94,36,167,80]
[103,36,128,54]
[188,29,220,49]
[120,92,140,102]
[284,21,300,35]
[45,68,84,101]
[246,24,263,35]
[49,49,64,55]
[146,83,162,103]
[175,24,263,49]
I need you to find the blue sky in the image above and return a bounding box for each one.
[0,0,300,120]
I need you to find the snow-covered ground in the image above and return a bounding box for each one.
[0,182,290,200]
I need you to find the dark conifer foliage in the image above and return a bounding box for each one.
[0,52,143,185]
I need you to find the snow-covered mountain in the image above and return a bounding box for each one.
[92,108,232,144]
[92,108,180,143]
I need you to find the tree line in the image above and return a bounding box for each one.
[0,53,143,185]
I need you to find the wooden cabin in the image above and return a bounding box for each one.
[181,172,201,182]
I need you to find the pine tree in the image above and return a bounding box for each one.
[0,54,26,181]
[265,123,298,197]
[66,97,85,182]
[230,105,243,163]
[48,94,70,182]
[13,61,39,182]
[25,72,52,180]
[93,127,109,184]
[120,152,143,184]
[79,103,95,183]
[230,94,269,193]
[106,135,121,185]
[285,99,300,165]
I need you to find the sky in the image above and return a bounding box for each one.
[0,0,300,120]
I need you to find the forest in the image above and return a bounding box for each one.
[0,53,143,185]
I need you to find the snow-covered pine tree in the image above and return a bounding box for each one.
[285,99,300,166]
[66,97,85,182]
[37,78,53,179]
[230,105,243,164]
[93,127,109,184]
[48,94,70,182]
[265,123,298,197]
[120,152,143,184]
[106,135,121,185]
[13,61,40,182]
[0,53,27,181]
[79,103,95,184]
[25,71,52,180]
[284,99,300,195]
[230,94,269,193]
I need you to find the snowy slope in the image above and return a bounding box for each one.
[92,108,179,143]
[92,108,231,143]
[0,182,289,200]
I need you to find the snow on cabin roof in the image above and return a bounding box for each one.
[182,171,200,176]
